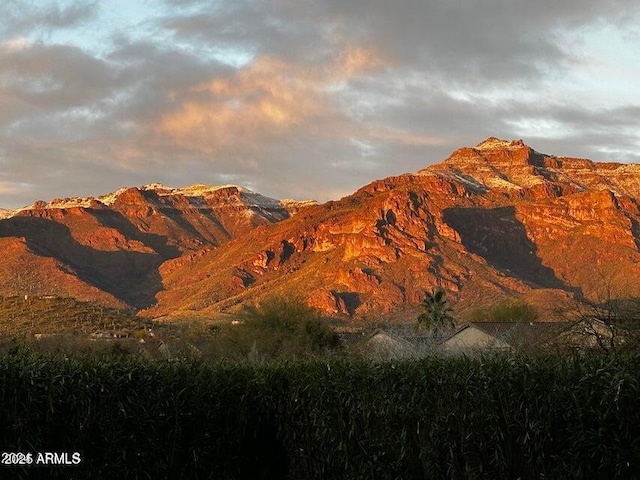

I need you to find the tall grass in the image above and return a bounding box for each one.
[1,351,639,479]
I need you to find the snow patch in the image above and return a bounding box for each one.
[242,191,282,209]
[10,183,317,215]
[148,183,288,210]
[431,170,489,192]
[14,197,101,211]
[281,199,318,208]
[141,183,173,191]
[47,197,95,208]
[476,137,527,151]
[0,208,16,219]
[98,187,129,205]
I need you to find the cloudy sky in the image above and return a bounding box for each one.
[1,0,640,208]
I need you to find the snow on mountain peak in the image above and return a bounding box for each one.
[0,208,16,219]
[475,137,527,151]
[141,183,173,191]
[2,183,316,216]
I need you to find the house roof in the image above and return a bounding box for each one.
[359,328,431,358]
[364,328,412,345]
[366,328,434,345]
[445,322,572,349]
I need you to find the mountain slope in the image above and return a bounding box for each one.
[2,138,638,320]
[0,236,124,307]
[0,184,313,308]
[143,138,640,320]
[429,138,640,299]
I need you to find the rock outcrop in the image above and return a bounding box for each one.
[144,138,640,319]
[2,138,639,320]
[0,184,314,308]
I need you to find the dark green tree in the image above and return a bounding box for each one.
[226,295,340,359]
[418,288,455,338]
[479,300,538,323]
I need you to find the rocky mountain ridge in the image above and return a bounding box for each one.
[0,184,315,308]
[6,183,315,217]
[1,138,639,321]
[424,137,640,199]
[143,138,640,320]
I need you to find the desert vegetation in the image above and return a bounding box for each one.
[417,287,455,338]
[211,296,341,360]
[3,292,640,360]
[1,293,640,477]
[2,350,640,478]
[466,298,539,323]
[0,296,146,337]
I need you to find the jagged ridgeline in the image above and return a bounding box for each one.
[0,138,639,320]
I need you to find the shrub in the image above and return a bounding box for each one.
[219,296,340,360]
[1,352,640,478]
[471,299,539,323]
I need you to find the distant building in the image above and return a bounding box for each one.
[552,318,631,353]
[357,329,435,359]
[441,322,572,354]
[343,320,621,358]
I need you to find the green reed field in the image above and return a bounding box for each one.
[1,350,639,479]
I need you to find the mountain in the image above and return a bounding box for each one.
[0,184,314,308]
[141,138,640,320]
[2,138,639,321]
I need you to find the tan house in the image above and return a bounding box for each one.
[441,322,572,354]
[552,318,628,353]
[358,329,434,359]
[344,320,627,358]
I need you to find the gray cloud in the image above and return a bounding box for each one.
[164,0,640,85]
[0,43,119,116]
[0,0,639,208]
[1,1,98,38]
[162,3,333,65]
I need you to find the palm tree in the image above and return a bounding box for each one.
[418,288,455,338]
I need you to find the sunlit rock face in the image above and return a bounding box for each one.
[0,184,314,308]
[144,138,640,319]
[2,139,640,319]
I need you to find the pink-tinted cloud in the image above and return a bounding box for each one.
[1,0,639,209]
